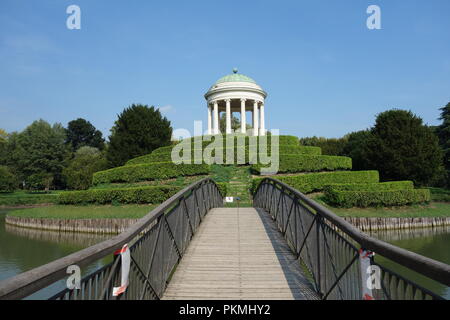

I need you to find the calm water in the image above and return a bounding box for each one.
[0,208,449,299]
[369,226,450,299]
[0,209,111,299]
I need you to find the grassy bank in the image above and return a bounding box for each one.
[312,194,450,218]
[0,191,62,206]
[8,204,158,219]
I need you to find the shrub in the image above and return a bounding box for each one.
[323,181,414,193]
[215,182,228,197]
[63,149,108,190]
[251,154,352,174]
[0,166,17,192]
[324,189,431,208]
[251,170,379,194]
[0,193,59,206]
[58,185,179,204]
[93,162,210,185]
[127,145,321,166]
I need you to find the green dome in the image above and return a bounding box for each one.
[214,69,257,85]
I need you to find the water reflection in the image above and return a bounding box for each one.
[0,209,112,299]
[369,226,450,299]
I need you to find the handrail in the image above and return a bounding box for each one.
[254,177,450,288]
[0,177,220,300]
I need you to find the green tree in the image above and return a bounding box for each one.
[63,146,108,190]
[107,104,172,166]
[219,113,242,133]
[299,136,348,155]
[365,109,443,186]
[342,130,372,170]
[66,118,105,151]
[0,165,17,192]
[9,120,69,189]
[436,102,450,185]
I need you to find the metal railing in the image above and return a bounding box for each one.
[253,178,450,300]
[0,178,223,300]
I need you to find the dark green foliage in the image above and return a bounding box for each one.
[6,120,69,189]
[324,189,430,208]
[107,104,172,167]
[436,102,450,186]
[299,136,347,155]
[0,166,17,192]
[251,170,379,194]
[251,154,352,174]
[364,109,443,186]
[63,147,108,190]
[427,187,450,202]
[66,118,105,151]
[219,114,243,133]
[341,130,372,170]
[323,181,414,193]
[92,162,210,185]
[58,185,179,204]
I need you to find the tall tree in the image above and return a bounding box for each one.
[9,120,69,189]
[66,118,105,151]
[219,113,241,133]
[365,109,443,186]
[107,104,172,166]
[63,146,108,190]
[436,102,450,185]
[341,130,372,170]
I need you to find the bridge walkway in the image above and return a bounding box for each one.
[163,207,319,300]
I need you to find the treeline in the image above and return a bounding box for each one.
[300,104,450,187]
[0,104,172,192]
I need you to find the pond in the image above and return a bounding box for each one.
[1,208,449,299]
[369,226,450,299]
[0,209,111,299]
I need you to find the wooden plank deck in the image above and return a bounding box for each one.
[163,207,318,300]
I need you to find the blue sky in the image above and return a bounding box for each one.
[0,0,449,139]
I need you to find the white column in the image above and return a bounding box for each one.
[213,101,219,134]
[253,100,259,136]
[225,99,232,134]
[259,102,265,136]
[240,99,246,134]
[207,103,212,135]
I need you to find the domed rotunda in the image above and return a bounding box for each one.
[204,69,267,136]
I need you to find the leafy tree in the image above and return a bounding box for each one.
[8,120,70,189]
[436,102,450,185]
[66,118,105,151]
[107,104,172,166]
[342,130,372,170]
[219,113,241,133]
[299,136,348,156]
[0,129,7,144]
[365,109,443,186]
[63,146,108,190]
[0,165,17,192]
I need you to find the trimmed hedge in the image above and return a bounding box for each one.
[251,170,380,194]
[251,154,352,175]
[324,181,414,193]
[58,185,180,205]
[215,182,228,197]
[324,189,431,208]
[127,145,321,166]
[93,162,210,185]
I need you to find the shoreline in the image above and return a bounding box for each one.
[5,215,138,234]
[5,214,450,234]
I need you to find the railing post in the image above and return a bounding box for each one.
[316,215,322,298]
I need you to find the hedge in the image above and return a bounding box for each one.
[58,185,179,205]
[151,135,301,155]
[215,182,228,197]
[323,181,414,193]
[93,162,210,185]
[127,145,321,166]
[324,189,431,208]
[251,154,352,175]
[251,170,380,194]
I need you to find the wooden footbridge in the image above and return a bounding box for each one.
[0,178,449,300]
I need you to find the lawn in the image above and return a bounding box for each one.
[0,191,62,206]
[312,194,450,218]
[8,204,158,219]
